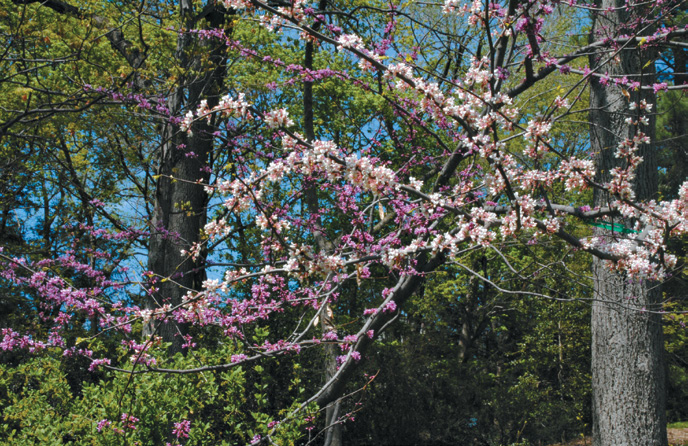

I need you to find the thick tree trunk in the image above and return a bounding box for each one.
[146,2,227,353]
[589,1,666,444]
[591,263,666,445]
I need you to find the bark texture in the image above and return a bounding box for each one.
[589,1,666,444]
[146,2,228,353]
[590,264,666,446]
[302,10,342,443]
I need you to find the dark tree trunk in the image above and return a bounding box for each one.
[145,1,227,354]
[672,46,688,87]
[302,10,342,443]
[589,1,666,444]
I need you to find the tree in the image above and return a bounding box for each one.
[142,0,230,354]
[588,0,668,443]
[2,0,688,444]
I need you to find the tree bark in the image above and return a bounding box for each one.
[590,263,666,446]
[589,1,666,444]
[302,9,342,443]
[145,2,228,354]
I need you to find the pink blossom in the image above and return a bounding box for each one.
[172,419,191,439]
[652,82,668,94]
[383,301,397,313]
[120,413,139,430]
[323,331,338,341]
[97,419,111,432]
[89,358,111,371]
[231,354,248,363]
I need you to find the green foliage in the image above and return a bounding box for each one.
[664,304,688,423]
[657,91,688,200]
[341,242,592,445]
[656,72,688,426]
[0,349,311,445]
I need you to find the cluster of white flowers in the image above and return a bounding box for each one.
[259,0,308,31]
[523,118,553,159]
[181,94,251,134]
[464,61,493,86]
[558,158,595,192]
[345,155,397,194]
[255,213,290,233]
[204,219,232,240]
[553,96,570,109]
[519,170,555,191]
[222,0,252,10]
[336,34,365,51]
[263,108,294,129]
[381,239,426,268]
[442,0,483,20]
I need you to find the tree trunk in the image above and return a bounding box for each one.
[590,263,666,445]
[589,1,666,444]
[302,12,342,443]
[146,2,227,354]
